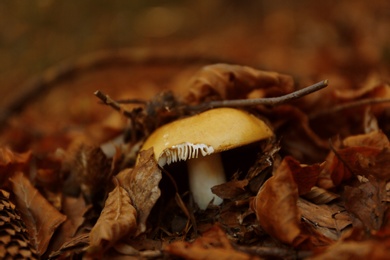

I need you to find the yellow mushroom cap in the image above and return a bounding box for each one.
[141,108,273,166]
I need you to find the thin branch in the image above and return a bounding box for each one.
[189,79,328,111]
[309,97,390,119]
[94,90,133,117]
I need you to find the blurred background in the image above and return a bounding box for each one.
[0,0,389,123]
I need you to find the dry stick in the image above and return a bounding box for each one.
[189,79,329,111]
[96,80,329,114]
[95,90,142,144]
[94,90,133,117]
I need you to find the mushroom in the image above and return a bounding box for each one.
[140,107,273,209]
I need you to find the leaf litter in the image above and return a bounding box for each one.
[0,59,390,260]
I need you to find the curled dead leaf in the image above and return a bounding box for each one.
[344,177,387,231]
[342,130,389,148]
[284,156,322,195]
[62,144,111,203]
[325,131,390,186]
[297,198,351,234]
[88,180,137,254]
[250,157,302,245]
[303,186,340,204]
[211,179,249,199]
[10,172,67,256]
[0,147,31,188]
[117,148,162,235]
[48,195,89,254]
[165,225,259,260]
[309,239,390,260]
[184,63,294,104]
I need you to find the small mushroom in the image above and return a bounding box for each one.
[140,107,273,209]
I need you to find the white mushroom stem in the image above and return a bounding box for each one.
[187,153,226,210]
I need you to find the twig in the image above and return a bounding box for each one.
[189,79,328,111]
[94,90,133,117]
[309,97,390,119]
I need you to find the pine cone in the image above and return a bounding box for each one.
[0,189,38,260]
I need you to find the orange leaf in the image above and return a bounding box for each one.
[184,63,294,104]
[165,225,258,260]
[88,181,137,254]
[211,179,249,199]
[0,147,31,188]
[118,148,162,235]
[344,178,386,231]
[284,156,321,195]
[251,157,301,245]
[10,172,67,255]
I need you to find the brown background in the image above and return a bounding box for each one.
[1,0,389,118]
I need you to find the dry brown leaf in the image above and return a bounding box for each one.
[183,63,294,104]
[0,147,31,188]
[344,177,387,231]
[327,131,390,184]
[62,144,111,203]
[333,78,390,101]
[310,239,390,260]
[88,181,137,254]
[165,225,259,260]
[117,148,162,235]
[48,233,90,259]
[48,195,89,254]
[9,171,67,255]
[251,157,301,245]
[342,130,389,148]
[333,147,383,180]
[284,156,321,196]
[303,186,340,204]
[211,179,249,199]
[297,198,351,231]
[269,105,329,162]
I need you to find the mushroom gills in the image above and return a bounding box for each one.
[187,153,226,209]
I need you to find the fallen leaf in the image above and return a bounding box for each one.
[284,156,321,195]
[325,131,390,186]
[327,150,353,187]
[251,157,301,245]
[63,144,112,203]
[117,148,162,235]
[165,225,259,260]
[88,180,137,254]
[0,147,31,188]
[184,63,294,104]
[9,172,67,255]
[48,233,90,259]
[344,177,387,231]
[310,239,390,260]
[342,130,389,148]
[303,186,340,204]
[297,198,351,234]
[268,105,329,162]
[211,179,249,199]
[48,195,89,254]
